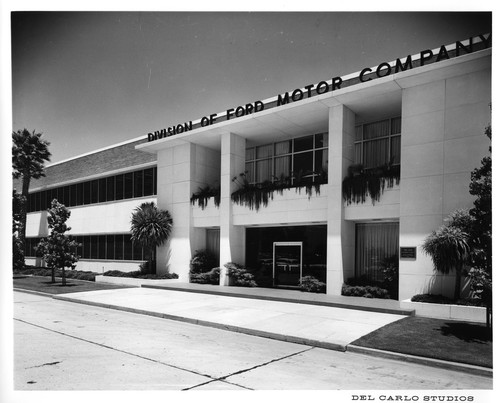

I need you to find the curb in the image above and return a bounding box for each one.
[346,344,493,378]
[13,287,54,298]
[52,294,347,352]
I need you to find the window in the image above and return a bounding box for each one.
[83,182,91,205]
[134,170,143,198]
[355,222,399,282]
[115,174,124,200]
[206,229,220,266]
[124,173,134,199]
[106,177,115,202]
[144,168,154,196]
[25,167,157,212]
[115,234,124,260]
[355,117,401,169]
[70,184,78,207]
[76,183,84,206]
[98,235,106,259]
[106,235,115,260]
[245,133,328,185]
[98,179,107,203]
[123,235,133,260]
[90,181,99,204]
[26,234,146,261]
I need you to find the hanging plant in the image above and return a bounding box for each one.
[342,162,400,205]
[231,170,328,211]
[231,174,273,211]
[190,185,220,210]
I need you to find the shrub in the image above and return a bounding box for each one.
[341,284,390,299]
[224,262,257,287]
[13,266,98,281]
[300,276,326,293]
[190,267,220,285]
[411,293,485,307]
[190,250,218,275]
[103,270,178,279]
[139,260,157,275]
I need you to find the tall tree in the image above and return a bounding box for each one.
[130,202,173,274]
[36,200,79,285]
[13,190,25,270]
[12,129,51,264]
[468,125,492,327]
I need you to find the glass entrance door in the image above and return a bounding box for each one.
[273,242,302,287]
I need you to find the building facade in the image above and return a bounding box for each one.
[19,35,491,301]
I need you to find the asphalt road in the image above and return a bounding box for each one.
[12,291,493,391]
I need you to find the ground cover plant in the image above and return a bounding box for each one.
[351,316,492,368]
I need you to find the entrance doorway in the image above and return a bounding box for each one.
[273,242,302,287]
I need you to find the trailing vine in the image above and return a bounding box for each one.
[190,185,220,209]
[231,170,327,211]
[342,163,400,205]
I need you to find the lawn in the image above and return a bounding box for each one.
[351,316,492,368]
[13,275,133,295]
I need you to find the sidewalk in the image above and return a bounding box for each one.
[53,287,405,351]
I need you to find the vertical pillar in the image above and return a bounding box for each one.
[326,104,356,295]
[219,132,246,285]
[155,142,204,280]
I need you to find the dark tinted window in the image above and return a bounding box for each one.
[144,168,154,196]
[83,182,91,205]
[134,170,143,198]
[115,175,124,200]
[98,179,107,203]
[90,180,99,204]
[123,236,133,260]
[106,177,114,202]
[124,173,134,199]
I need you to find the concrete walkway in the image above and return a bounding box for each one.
[53,287,406,351]
[143,281,414,315]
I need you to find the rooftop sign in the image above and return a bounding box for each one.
[147,34,491,143]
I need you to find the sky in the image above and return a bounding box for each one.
[10,11,492,165]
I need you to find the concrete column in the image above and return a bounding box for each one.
[326,105,356,295]
[155,142,209,280]
[219,132,246,286]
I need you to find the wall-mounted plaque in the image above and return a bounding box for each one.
[400,247,417,259]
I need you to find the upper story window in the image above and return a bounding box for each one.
[26,167,157,213]
[245,132,328,185]
[355,117,401,169]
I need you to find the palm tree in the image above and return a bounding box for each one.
[422,225,470,301]
[12,129,51,265]
[130,202,173,274]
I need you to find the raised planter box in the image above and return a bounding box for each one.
[95,275,182,287]
[400,299,486,323]
[192,197,219,228]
